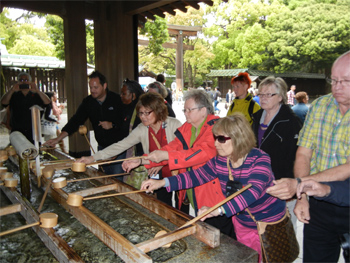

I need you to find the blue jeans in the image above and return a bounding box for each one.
[97,145,126,181]
[214,100,220,111]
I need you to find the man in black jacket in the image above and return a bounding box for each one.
[45,71,124,174]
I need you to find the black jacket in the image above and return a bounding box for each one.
[252,104,302,180]
[62,91,123,148]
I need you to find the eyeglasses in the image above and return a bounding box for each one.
[19,79,29,82]
[213,135,231,143]
[258,93,277,98]
[182,107,203,113]
[138,110,153,117]
[326,77,350,86]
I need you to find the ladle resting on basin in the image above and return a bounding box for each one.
[71,156,144,172]
[0,178,18,187]
[0,213,58,237]
[66,189,148,207]
[52,172,128,189]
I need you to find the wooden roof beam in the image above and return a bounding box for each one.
[158,5,177,16]
[169,2,188,13]
[123,1,177,15]
[182,1,200,10]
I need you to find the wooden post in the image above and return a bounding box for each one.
[176,31,184,98]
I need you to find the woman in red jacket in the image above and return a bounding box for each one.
[123,89,236,239]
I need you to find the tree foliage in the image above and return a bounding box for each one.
[265,0,350,73]
[139,16,168,56]
[0,9,55,56]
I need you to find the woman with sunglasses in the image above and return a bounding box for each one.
[140,113,286,261]
[251,76,302,230]
[123,89,237,239]
[76,92,181,205]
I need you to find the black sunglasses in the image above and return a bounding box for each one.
[213,135,231,143]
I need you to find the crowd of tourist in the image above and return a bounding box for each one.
[1,51,349,263]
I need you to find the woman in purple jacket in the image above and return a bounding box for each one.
[141,113,286,261]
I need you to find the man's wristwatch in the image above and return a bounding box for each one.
[296,177,301,185]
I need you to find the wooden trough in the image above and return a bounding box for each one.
[2,149,258,263]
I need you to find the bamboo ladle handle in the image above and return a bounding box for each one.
[38,177,53,213]
[0,222,40,237]
[84,134,95,154]
[180,184,252,229]
[68,172,127,183]
[84,189,147,201]
[87,156,143,167]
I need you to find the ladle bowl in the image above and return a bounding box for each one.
[0,167,8,175]
[71,162,86,172]
[39,212,58,228]
[79,125,88,135]
[3,178,18,187]
[0,213,58,237]
[42,167,55,179]
[52,177,67,189]
[1,172,13,181]
[66,193,84,207]
[0,155,8,162]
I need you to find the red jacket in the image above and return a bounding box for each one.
[145,114,226,210]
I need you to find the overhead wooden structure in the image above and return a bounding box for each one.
[0,0,214,157]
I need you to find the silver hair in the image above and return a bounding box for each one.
[258,76,288,104]
[183,89,214,114]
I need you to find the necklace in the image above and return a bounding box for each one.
[226,155,246,181]
[260,123,268,130]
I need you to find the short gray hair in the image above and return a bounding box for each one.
[18,72,32,82]
[258,76,288,104]
[183,89,214,114]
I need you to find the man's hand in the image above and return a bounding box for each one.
[144,150,169,163]
[29,82,38,92]
[99,121,113,130]
[76,156,94,164]
[266,178,298,200]
[297,180,331,199]
[44,138,59,147]
[294,195,310,224]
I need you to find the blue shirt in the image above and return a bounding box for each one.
[292,103,309,124]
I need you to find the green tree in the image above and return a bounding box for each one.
[0,8,55,56]
[139,15,168,56]
[46,15,95,64]
[265,0,350,73]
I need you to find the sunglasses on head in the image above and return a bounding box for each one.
[213,135,231,143]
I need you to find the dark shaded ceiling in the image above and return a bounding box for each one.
[0,1,216,23]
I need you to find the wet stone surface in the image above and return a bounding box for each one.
[0,158,187,263]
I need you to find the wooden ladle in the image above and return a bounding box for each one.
[1,172,12,181]
[52,172,128,189]
[0,178,18,188]
[0,213,58,237]
[79,125,95,154]
[66,189,147,207]
[0,167,8,175]
[154,184,252,248]
[71,156,144,172]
